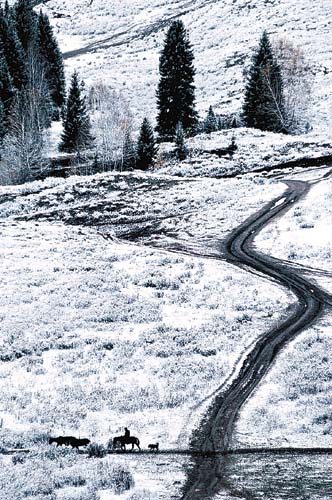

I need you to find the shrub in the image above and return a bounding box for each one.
[12,453,26,465]
[128,490,154,500]
[61,487,100,500]
[87,442,107,458]
[92,461,134,493]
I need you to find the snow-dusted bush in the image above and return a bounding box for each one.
[60,487,100,500]
[87,442,107,458]
[91,461,134,493]
[128,490,154,500]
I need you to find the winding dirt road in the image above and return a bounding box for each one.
[180,176,332,499]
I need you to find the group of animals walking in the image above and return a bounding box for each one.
[49,427,159,452]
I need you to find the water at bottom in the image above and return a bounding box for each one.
[213,452,332,500]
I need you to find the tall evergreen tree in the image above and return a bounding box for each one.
[59,71,93,153]
[37,11,66,112]
[136,118,158,170]
[14,0,38,53]
[0,48,15,114]
[3,1,10,18]
[156,20,198,141]
[0,100,7,141]
[243,31,286,132]
[0,9,27,89]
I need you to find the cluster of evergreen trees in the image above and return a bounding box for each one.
[127,23,305,170]
[56,23,301,174]
[141,22,290,170]
[0,0,65,132]
[0,0,67,183]
[135,20,197,169]
[0,6,308,182]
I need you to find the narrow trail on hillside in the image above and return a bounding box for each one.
[179,177,332,499]
[61,0,226,59]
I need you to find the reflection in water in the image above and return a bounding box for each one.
[182,453,332,499]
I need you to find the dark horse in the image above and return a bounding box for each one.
[112,435,141,451]
[49,436,90,449]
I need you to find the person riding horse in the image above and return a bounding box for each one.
[113,428,140,451]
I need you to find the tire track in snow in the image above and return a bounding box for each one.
[181,177,332,499]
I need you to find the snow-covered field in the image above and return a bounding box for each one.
[0,172,295,498]
[40,0,332,134]
[236,313,332,449]
[1,220,289,446]
[255,170,332,279]
[157,128,332,178]
[1,0,332,497]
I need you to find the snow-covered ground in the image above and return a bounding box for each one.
[236,313,332,449]
[157,128,332,178]
[0,172,295,498]
[39,0,332,134]
[255,170,332,279]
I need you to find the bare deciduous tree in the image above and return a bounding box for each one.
[0,50,51,185]
[89,81,133,171]
[273,38,313,133]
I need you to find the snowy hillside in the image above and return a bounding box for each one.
[39,0,332,132]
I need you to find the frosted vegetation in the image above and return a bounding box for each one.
[236,316,332,448]
[256,174,332,276]
[1,448,134,500]
[0,172,293,497]
[157,128,332,178]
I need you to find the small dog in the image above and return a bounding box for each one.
[148,442,159,452]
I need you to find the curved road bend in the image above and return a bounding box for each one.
[181,178,332,499]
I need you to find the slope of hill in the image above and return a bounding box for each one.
[41,0,332,132]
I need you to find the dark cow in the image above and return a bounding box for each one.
[49,436,90,449]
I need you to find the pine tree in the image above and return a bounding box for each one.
[156,20,198,141]
[59,71,93,153]
[0,48,15,115]
[174,122,187,160]
[14,0,38,53]
[37,11,66,112]
[122,128,136,170]
[203,106,218,133]
[243,31,286,132]
[228,134,238,155]
[136,118,158,170]
[0,101,7,141]
[4,1,10,19]
[0,9,27,89]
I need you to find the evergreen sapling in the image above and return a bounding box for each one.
[174,122,187,160]
[59,71,93,154]
[136,118,158,170]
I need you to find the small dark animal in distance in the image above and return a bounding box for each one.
[49,436,90,449]
[148,442,159,452]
